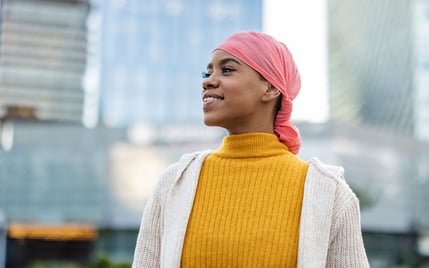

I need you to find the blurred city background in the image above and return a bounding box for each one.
[0,0,428,267]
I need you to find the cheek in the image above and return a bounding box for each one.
[222,76,266,105]
[225,79,258,95]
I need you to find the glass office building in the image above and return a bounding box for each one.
[0,0,97,126]
[328,0,429,142]
[414,0,429,141]
[99,0,262,127]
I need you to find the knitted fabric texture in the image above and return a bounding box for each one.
[181,133,308,267]
[215,31,302,154]
[131,151,370,267]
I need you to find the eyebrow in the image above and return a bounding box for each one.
[206,57,242,69]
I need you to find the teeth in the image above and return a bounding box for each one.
[203,97,222,102]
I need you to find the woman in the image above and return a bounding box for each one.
[132,31,369,267]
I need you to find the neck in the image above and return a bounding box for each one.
[224,108,276,135]
[226,119,275,135]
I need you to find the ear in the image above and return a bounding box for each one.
[262,85,281,103]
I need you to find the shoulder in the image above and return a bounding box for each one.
[307,157,345,182]
[153,149,212,197]
[305,158,361,226]
[306,157,358,203]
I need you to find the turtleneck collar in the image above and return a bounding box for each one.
[213,132,289,159]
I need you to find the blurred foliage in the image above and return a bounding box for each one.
[87,255,130,268]
[28,262,81,268]
[28,255,131,268]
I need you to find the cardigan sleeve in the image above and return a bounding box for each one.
[131,151,205,268]
[326,180,370,267]
[132,181,163,268]
[131,161,182,268]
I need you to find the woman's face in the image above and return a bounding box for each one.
[201,50,271,133]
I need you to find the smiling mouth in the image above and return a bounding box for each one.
[202,96,223,109]
[203,97,223,103]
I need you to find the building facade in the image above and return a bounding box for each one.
[414,0,429,141]
[99,0,262,127]
[0,0,99,127]
[328,0,417,136]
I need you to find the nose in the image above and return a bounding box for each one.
[202,73,219,91]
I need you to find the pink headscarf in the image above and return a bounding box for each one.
[215,31,302,154]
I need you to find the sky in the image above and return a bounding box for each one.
[263,0,328,123]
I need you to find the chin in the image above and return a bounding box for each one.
[203,119,217,127]
[203,116,222,127]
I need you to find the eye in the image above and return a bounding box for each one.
[221,66,235,74]
[201,71,211,78]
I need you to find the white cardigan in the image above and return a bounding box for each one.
[132,150,370,267]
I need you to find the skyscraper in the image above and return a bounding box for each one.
[99,0,262,128]
[0,0,99,127]
[328,0,429,141]
[414,0,429,141]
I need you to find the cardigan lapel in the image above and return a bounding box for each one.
[161,150,211,267]
[297,158,343,268]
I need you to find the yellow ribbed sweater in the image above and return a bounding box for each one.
[181,133,309,267]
